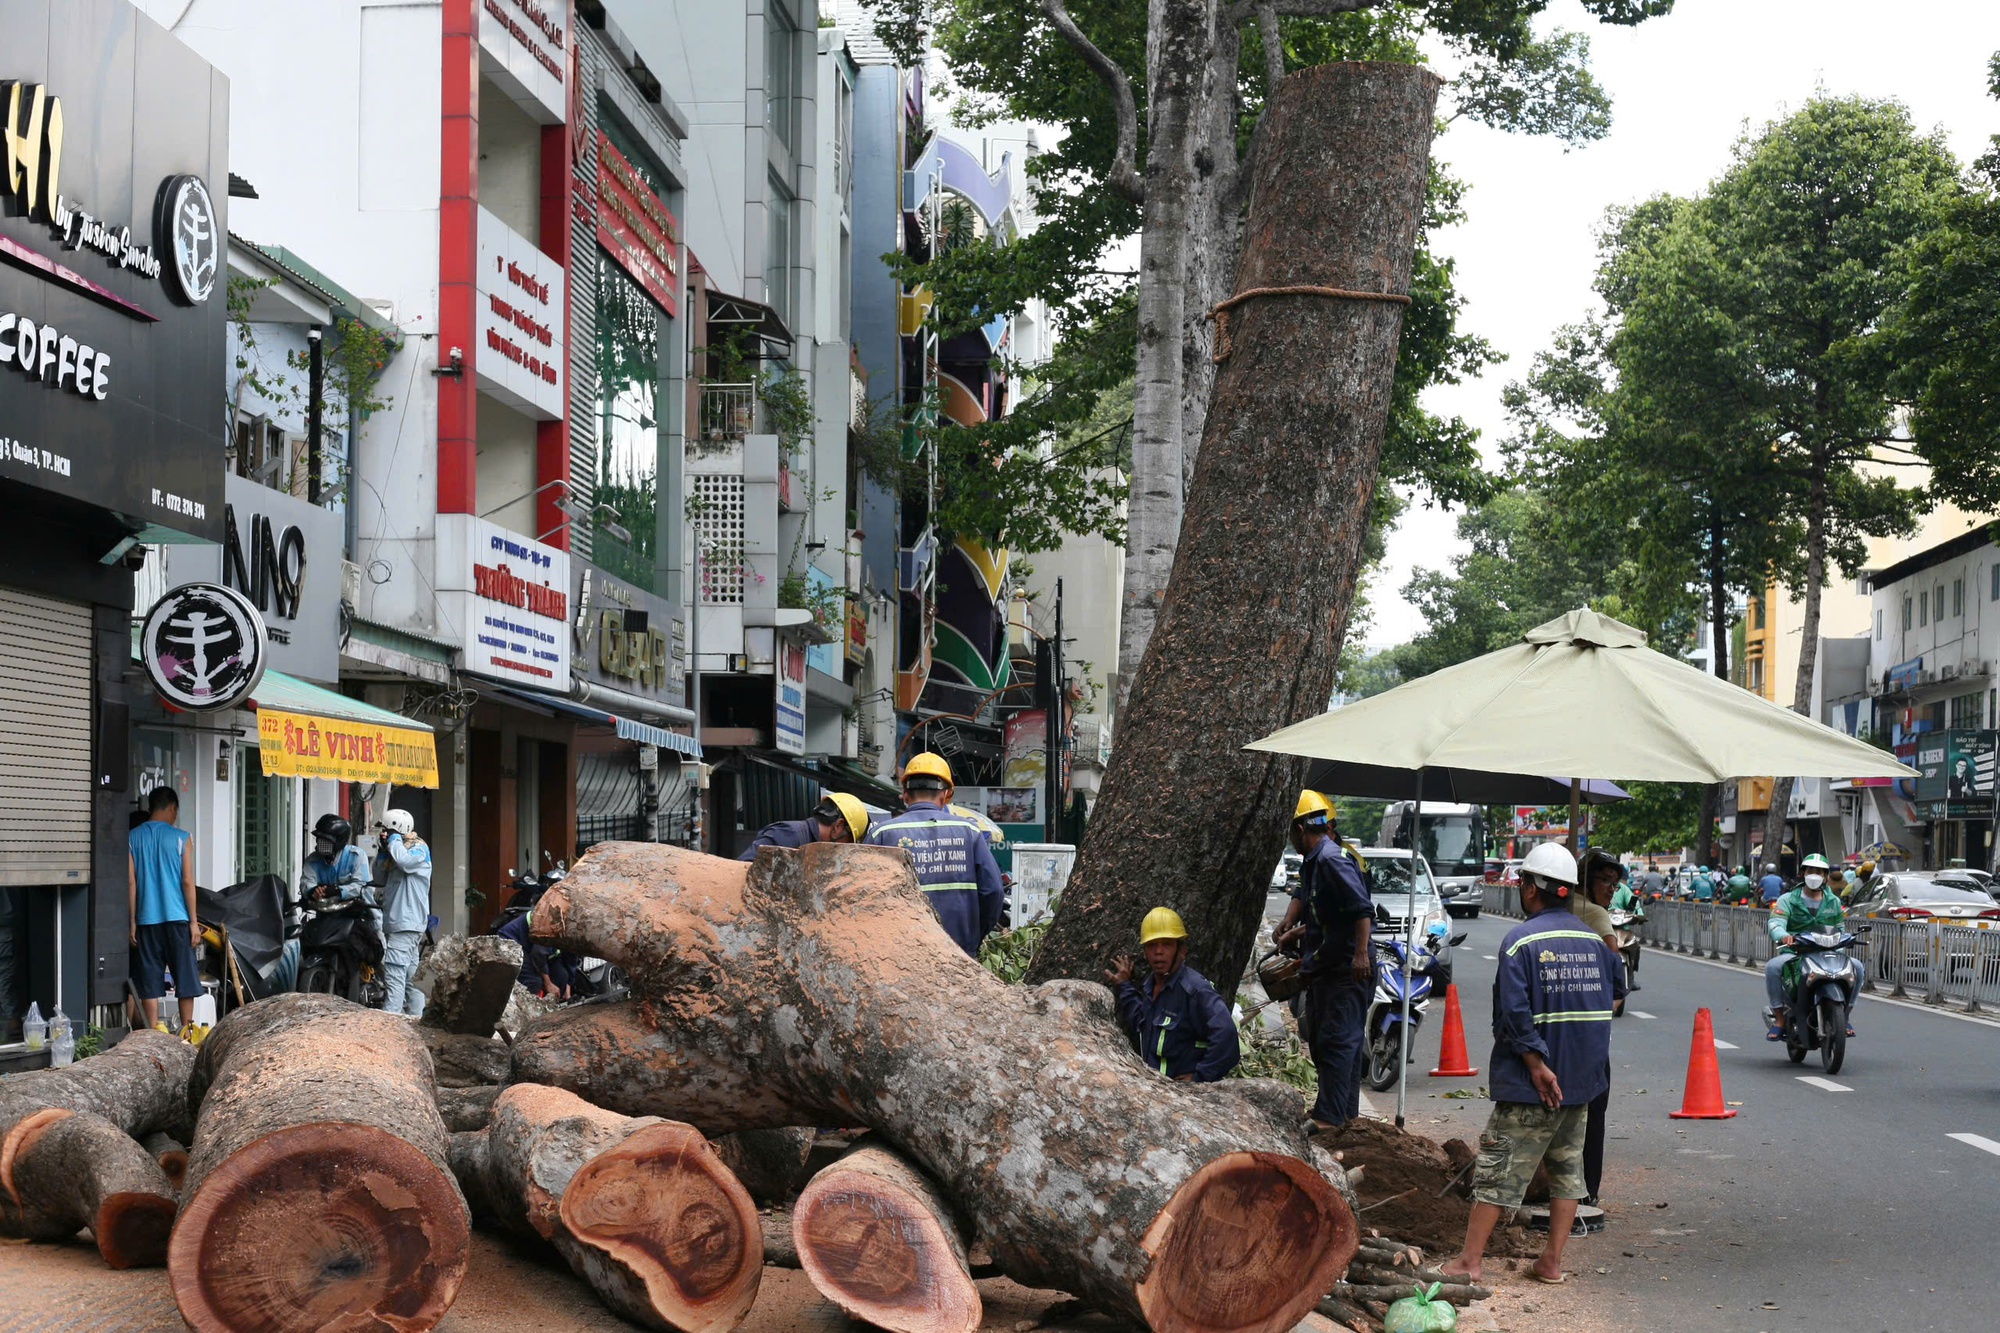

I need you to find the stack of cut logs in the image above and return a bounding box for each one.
[0,842,1486,1333]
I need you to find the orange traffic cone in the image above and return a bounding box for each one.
[1429,983,1479,1077]
[1669,1007,1738,1119]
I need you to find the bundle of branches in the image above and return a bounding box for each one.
[1316,1233,1492,1332]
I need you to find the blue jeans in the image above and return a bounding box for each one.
[382,930,427,1017]
[1301,974,1369,1126]
[1765,953,1865,1010]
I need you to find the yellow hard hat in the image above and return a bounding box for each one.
[1139,906,1189,945]
[903,752,954,787]
[1294,790,1335,823]
[1859,860,1876,874]
[821,792,870,842]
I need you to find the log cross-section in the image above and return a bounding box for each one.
[0,1106,179,1267]
[793,1141,981,1333]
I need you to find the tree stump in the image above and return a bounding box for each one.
[514,842,1357,1333]
[793,1141,980,1333]
[169,993,469,1333]
[414,934,523,1035]
[0,1107,178,1267]
[451,1084,761,1333]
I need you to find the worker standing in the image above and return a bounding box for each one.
[1276,791,1373,1133]
[1106,907,1240,1082]
[866,753,1005,956]
[739,793,870,859]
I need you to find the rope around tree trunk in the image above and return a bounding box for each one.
[1207,285,1412,362]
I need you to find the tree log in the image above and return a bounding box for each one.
[1024,61,1444,992]
[0,1107,178,1267]
[169,993,469,1333]
[415,934,524,1036]
[514,841,1357,1333]
[0,1027,195,1146]
[451,1084,761,1333]
[710,1127,814,1206]
[142,1131,189,1193]
[792,1141,980,1333]
[437,1084,501,1132]
[420,1026,512,1087]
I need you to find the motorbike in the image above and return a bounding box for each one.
[1608,907,1644,993]
[1363,924,1466,1091]
[295,891,387,1007]
[1778,927,1867,1075]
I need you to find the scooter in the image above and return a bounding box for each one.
[1608,907,1644,991]
[295,892,387,1008]
[1363,924,1466,1091]
[1778,928,1867,1075]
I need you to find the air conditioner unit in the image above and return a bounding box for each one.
[1942,663,1958,680]
[341,560,362,607]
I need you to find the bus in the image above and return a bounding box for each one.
[1380,801,1486,917]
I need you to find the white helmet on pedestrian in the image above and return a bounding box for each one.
[383,809,416,837]
[1520,842,1579,894]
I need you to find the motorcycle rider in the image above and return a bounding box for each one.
[739,792,871,858]
[1758,862,1786,905]
[373,810,432,1017]
[1764,853,1859,1040]
[1105,907,1241,1083]
[300,814,371,914]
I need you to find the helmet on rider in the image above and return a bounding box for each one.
[1800,853,1829,870]
[312,813,353,851]
[382,809,416,838]
[1519,842,1579,898]
[1800,851,1829,891]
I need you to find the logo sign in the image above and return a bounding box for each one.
[475,207,565,419]
[437,513,572,690]
[141,582,267,712]
[159,175,218,305]
[596,133,680,317]
[574,565,681,695]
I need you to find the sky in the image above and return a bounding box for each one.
[1365,0,2000,647]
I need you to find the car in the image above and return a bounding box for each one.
[1846,872,2000,925]
[1934,867,1995,895]
[1356,847,1451,944]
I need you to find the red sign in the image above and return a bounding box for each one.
[596,132,680,317]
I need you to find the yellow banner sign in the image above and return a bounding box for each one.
[257,708,439,788]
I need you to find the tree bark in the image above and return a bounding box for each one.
[0,1027,195,1147]
[513,841,1357,1333]
[414,934,524,1036]
[792,1140,980,1333]
[169,993,470,1333]
[1698,515,1731,864]
[142,1130,189,1193]
[420,1025,512,1087]
[710,1126,815,1206]
[1028,62,1443,993]
[0,1107,179,1267]
[451,1084,762,1333]
[437,1084,502,1133]
[1761,466,1830,869]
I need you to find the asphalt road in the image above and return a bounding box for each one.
[1395,910,2000,1332]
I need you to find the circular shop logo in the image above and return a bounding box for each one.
[159,174,219,305]
[141,582,267,711]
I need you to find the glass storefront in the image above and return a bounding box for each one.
[594,245,665,591]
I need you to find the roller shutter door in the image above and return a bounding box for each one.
[0,588,92,886]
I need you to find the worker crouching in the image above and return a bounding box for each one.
[1106,907,1241,1082]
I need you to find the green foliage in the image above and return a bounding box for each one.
[1339,799,1390,847]
[1230,1009,1317,1093]
[978,913,1054,983]
[760,366,814,462]
[1448,28,1612,146]
[73,1025,105,1060]
[1589,781,1701,856]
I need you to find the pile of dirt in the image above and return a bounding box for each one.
[1325,1117,1541,1258]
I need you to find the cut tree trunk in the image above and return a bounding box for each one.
[710,1126,814,1206]
[414,934,524,1035]
[142,1131,189,1193]
[451,1083,761,1333]
[0,1027,195,1146]
[514,841,1357,1333]
[0,1107,178,1267]
[420,1025,512,1087]
[170,993,470,1333]
[437,1084,501,1132]
[1026,61,1444,993]
[792,1140,980,1333]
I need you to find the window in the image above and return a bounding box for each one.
[1991,687,1997,729]
[764,13,795,152]
[1875,608,1883,641]
[1753,597,1765,630]
[593,247,663,591]
[1992,563,1999,602]
[765,177,793,327]
[1920,591,1928,627]
[1935,583,1946,619]
[1903,596,1913,631]
[1950,692,1981,729]
[1953,577,1964,618]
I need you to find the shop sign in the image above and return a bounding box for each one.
[140,582,267,712]
[478,0,568,125]
[1914,728,1997,805]
[437,514,572,690]
[162,475,343,683]
[0,0,229,542]
[596,132,679,317]
[573,563,684,696]
[476,207,566,419]
[775,638,806,755]
[845,596,867,666]
[257,709,439,788]
[805,567,840,678]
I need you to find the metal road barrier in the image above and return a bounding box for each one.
[1486,886,2000,1016]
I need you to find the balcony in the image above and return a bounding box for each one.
[699,382,756,445]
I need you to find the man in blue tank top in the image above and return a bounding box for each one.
[128,786,199,1033]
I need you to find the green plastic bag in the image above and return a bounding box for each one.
[1383,1283,1458,1333]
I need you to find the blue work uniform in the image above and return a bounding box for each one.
[1293,836,1373,1127]
[865,799,1005,955]
[1488,903,1623,1107]
[1116,964,1241,1081]
[739,819,819,859]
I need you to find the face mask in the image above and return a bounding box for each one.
[1804,874,1824,891]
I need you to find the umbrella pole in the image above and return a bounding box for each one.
[1567,777,1581,856]
[1396,767,1422,1129]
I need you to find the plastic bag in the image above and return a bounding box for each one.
[1383,1283,1458,1333]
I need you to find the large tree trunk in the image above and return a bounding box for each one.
[513,842,1357,1333]
[170,993,470,1333]
[451,1084,762,1333]
[0,1107,178,1267]
[1761,468,1830,869]
[414,934,523,1035]
[0,1027,195,1145]
[1028,62,1443,992]
[792,1140,980,1333]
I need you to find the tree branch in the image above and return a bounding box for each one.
[1040,0,1144,205]
[1256,4,1285,96]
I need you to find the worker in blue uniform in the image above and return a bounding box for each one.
[739,793,871,859]
[865,752,1005,955]
[1107,906,1241,1081]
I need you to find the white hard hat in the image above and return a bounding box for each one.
[1521,842,1579,890]
[383,809,416,837]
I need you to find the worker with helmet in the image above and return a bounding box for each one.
[739,792,871,859]
[1441,841,1622,1288]
[301,812,371,911]
[1765,852,1858,1040]
[1275,790,1374,1132]
[1105,907,1240,1082]
[372,809,433,1017]
[865,752,1006,956]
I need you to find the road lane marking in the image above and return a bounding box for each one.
[1610,942,2000,1028]
[1483,954,1497,960]
[1627,1009,1657,1019]
[1948,1133,2000,1157]
[1796,1075,1852,1092]
[1712,1039,1739,1049]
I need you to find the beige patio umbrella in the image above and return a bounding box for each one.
[1249,607,1913,784]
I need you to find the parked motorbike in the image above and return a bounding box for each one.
[1363,924,1466,1091]
[1778,928,1867,1075]
[1608,907,1644,992]
[295,891,387,1007]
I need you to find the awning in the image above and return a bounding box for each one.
[489,686,702,760]
[250,671,440,788]
[705,288,792,358]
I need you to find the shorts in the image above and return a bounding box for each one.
[1472,1101,1588,1209]
[133,920,202,1001]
